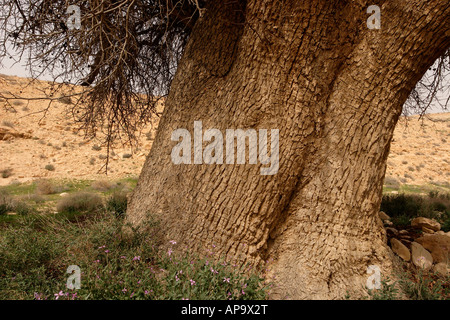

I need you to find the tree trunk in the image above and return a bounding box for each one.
[126,0,450,299]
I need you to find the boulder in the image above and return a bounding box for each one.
[400,239,412,247]
[390,238,411,261]
[398,233,413,241]
[411,217,440,231]
[415,235,450,264]
[422,226,435,234]
[385,227,398,236]
[384,220,393,227]
[433,263,449,277]
[379,211,390,221]
[411,242,433,270]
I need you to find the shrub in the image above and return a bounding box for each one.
[1,168,13,178]
[27,194,45,203]
[381,193,450,228]
[12,100,24,106]
[56,192,103,214]
[0,192,30,216]
[13,202,31,216]
[35,179,58,195]
[441,219,450,232]
[391,214,411,228]
[1,120,14,128]
[0,191,13,215]
[44,164,55,171]
[398,269,449,300]
[380,194,423,219]
[91,180,115,192]
[58,96,72,105]
[367,276,399,300]
[384,176,400,189]
[106,191,128,219]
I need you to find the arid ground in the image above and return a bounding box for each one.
[1,74,448,192]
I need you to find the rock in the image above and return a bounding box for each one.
[400,239,412,247]
[59,192,69,197]
[435,231,445,235]
[399,234,413,241]
[433,263,449,277]
[415,235,450,264]
[390,238,411,261]
[411,242,433,270]
[379,211,390,221]
[422,226,435,234]
[399,230,409,235]
[384,220,393,227]
[385,227,398,236]
[411,217,440,231]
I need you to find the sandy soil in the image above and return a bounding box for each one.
[0,74,449,187]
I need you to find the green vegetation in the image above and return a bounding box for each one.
[1,178,448,300]
[56,192,103,214]
[380,193,450,231]
[44,164,55,171]
[0,179,269,300]
[1,168,13,178]
[106,191,128,219]
[366,270,449,300]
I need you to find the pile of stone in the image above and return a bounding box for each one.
[379,211,450,277]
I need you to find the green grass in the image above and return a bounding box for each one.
[0,181,36,196]
[383,183,450,196]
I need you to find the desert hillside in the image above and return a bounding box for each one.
[0,74,449,189]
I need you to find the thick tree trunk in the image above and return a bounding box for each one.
[126,0,450,299]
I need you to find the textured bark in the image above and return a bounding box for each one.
[126,0,450,299]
